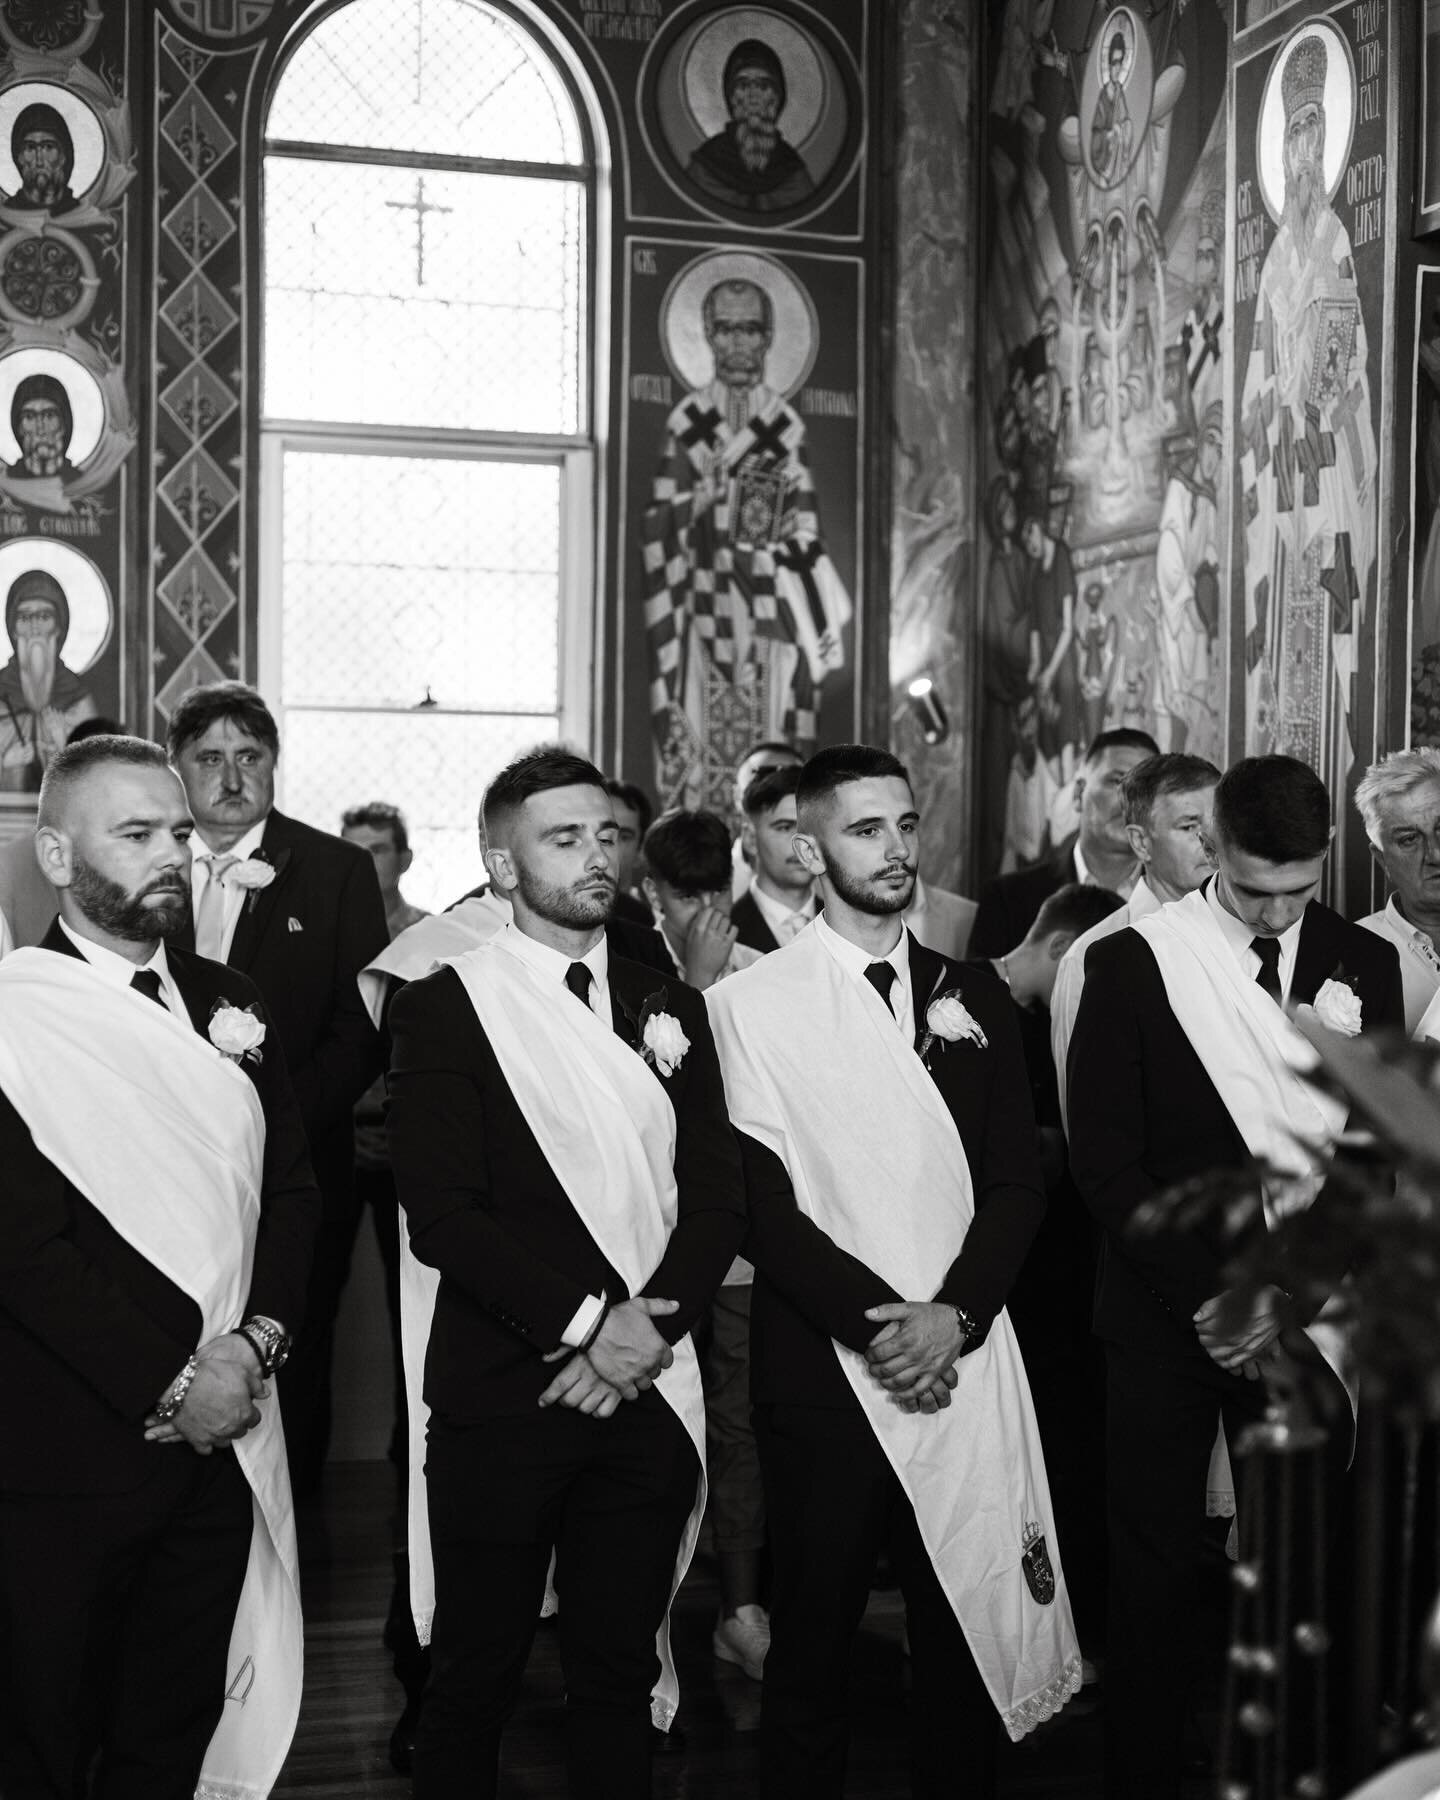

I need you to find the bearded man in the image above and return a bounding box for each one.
[686,38,815,212]
[8,373,77,480]
[0,569,98,792]
[1239,31,1377,774]
[9,103,78,213]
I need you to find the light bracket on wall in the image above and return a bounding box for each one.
[907,675,949,746]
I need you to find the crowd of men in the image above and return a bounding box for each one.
[0,681,1435,1800]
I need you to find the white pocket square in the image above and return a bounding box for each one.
[287,916,303,933]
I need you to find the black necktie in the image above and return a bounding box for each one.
[1251,936,1282,1003]
[130,968,167,1010]
[564,961,592,1009]
[864,959,897,1017]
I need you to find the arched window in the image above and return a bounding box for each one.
[261,0,598,908]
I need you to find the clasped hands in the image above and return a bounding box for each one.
[863,1301,965,1415]
[143,1334,268,1454]
[1194,1283,1287,1382]
[538,1297,679,1419]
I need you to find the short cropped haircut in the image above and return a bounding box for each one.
[38,734,170,829]
[605,778,654,838]
[795,744,911,822]
[480,745,607,844]
[165,680,279,759]
[1083,726,1160,767]
[1213,755,1331,861]
[342,800,409,856]
[1121,753,1221,829]
[743,763,802,818]
[641,810,733,895]
[1029,882,1125,943]
[736,738,799,776]
[1355,747,1440,846]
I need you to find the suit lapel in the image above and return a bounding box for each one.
[908,934,949,1053]
[225,814,295,972]
[1291,904,1339,1007]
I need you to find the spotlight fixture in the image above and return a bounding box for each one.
[907,675,949,745]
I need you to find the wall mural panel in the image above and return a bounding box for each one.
[0,3,131,803]
[1232,0,1396,901]
[978,0,1230,880]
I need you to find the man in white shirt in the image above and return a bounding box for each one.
[729,740,802,900]
[731,764,817,952]
[1052,752,1220,1128]
[1354,747,1440,1034]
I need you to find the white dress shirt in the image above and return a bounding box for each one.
[749,876,818,946]
[1205,878,1303,1004]
[814,911,915,1043]
[501,922,613,1346]
[58,917,187,1017]
[190,817,267,964]
[1358,897,1440,1037]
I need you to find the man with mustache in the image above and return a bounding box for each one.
[1238,30,1377,769]
[388,746,743,1795]
[0,733,317,1797]
[687,38,815,213]
[0,568,98,793]
[9,103,78,214]
[166,681,388,1496]
[7,373,77,480]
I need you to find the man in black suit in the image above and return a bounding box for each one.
[388,747,744,1798]
[708,745,1077,1797]
[1067,754,1404,1800]
[0,734,318,1799]
[969,727,1158,956]
[731,764,818,953]
[167,681,388,1493]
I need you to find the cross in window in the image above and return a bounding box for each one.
[385,175,452,286]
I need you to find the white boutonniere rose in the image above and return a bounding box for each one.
[209,1001,266,1064]
[1311,976,1363,1037]
[918,986,989,1063]
[642,1010,690,1078]
[228,858,276,891]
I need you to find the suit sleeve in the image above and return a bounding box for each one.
[935,980,1046,1338]
[967,877,1013,961]
[242,985,322,1334]
[290,848,389,1132]
[1067,934,1225,1318]
[639,989,747,1344]
[387,971,596,1351]
[739,1129,902,1350]
[0,1090,195,1421]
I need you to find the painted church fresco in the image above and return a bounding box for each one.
[979,0,1229,878]
[626,240,861,812]
[1232,3,1391,888]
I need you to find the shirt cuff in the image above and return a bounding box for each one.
[560,1293,606,1350]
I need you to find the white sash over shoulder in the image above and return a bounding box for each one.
[706,927,1081,1742]
[398,929,706,1731]
[1132,888,1356,1416]
[0,948,302,1800]
[358,892,510,1027]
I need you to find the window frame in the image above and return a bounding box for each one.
[257,0,606,817]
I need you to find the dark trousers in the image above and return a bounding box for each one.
[755,1401,999,1800]
[1103,1336,1349,1800]
[0,1450,253,1800]
[414,1396,699,1799]
[281,1169,362,1497]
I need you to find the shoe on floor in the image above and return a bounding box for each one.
[712,1604,770,1681]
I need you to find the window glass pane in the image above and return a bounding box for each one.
[282,708,558,915]
[267,0,583,165]
[280,450,561,713]
[264,158,583,432]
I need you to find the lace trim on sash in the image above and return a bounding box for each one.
[1001,1655,1084,1741]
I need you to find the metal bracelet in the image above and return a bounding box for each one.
[239,1315,289,1376]
[952,1304,980,1343]
[155,1354,199,1423]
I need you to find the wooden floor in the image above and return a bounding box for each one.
[274,1461,1223,1797]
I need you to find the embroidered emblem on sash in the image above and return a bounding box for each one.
[1021,1520,1056,1605]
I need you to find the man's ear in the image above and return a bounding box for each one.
[1072,773,1087,814]
[641,875,661,913]
[34,824,71,890]
[1124,821,1148,863]
[399,846,414,876]
[792,831,825,877]
[483,843,517,896]
[1045,930,1074,965]
[739,817,757,863]
[1366,834,1386,876]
